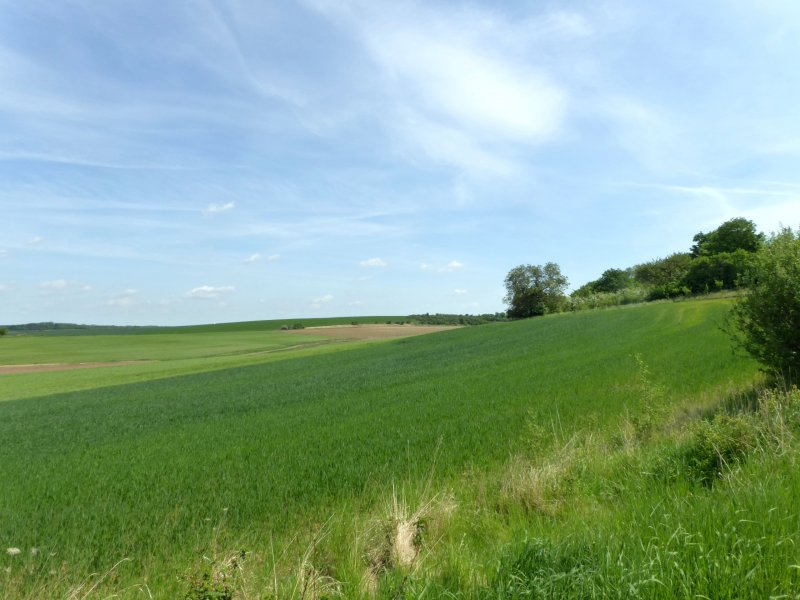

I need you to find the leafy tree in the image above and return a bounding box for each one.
[572,268,633,298]
[691,217,764,257]
[633,253,693,299]
[593,268,633,293]
[504,263,569,319]
[726,227,800,379]
[683,249,755,293]
[0,327,6,337]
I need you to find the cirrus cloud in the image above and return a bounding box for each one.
[421,260,464,273]
[107,289,138,308]
[202,201,235,214]
[359,257,387,267]
[186,285,235,299]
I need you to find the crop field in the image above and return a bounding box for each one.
[0,323,447,402]
[3,299,796,598]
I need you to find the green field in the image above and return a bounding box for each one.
[3,299,798,598]
[3,316,409,336]
[0,328,401,402]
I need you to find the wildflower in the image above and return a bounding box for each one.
[6,547,21,556]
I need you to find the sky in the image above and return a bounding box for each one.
[2,0,800,326]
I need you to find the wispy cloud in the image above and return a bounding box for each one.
[648,183,800,231]
[244,253,261,263]
[0,249,7,258]
[453,288,467,295]
[27,236,44,246]
[267,253,281,261]
[303,0,570,174]
[107,289,138,308]
[186,285,235,299]
[310,293,334,309]
[40,279,68,291]
[203,201,235,214]
[359,257,387,267]
[421,260,464,273]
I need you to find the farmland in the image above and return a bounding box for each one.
[2,299,798,598]
[0,320,445,402]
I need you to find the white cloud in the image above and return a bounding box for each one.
[421,260,464,273]
[267,253,281,261]
[360,257,387,267]
[0,284,8,293]
[107,289,138,308]
[305,1,570,174]
[310,294,334,309]
[202,201,235,214]
[349,300,365,306]
[40,279,67,291]
[245,253,261,263]
[186,285,235,299]
[659,183,800,232]
[27,236,44,246]
[81,285,94,292]
[453,288,467,295]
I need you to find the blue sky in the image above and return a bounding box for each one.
[2,0,800,325]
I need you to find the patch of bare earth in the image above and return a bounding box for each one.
[0,361,150,375]
[283,324,458,341]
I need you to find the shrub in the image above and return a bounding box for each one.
[680,414,758,485]
[726,227,800,381]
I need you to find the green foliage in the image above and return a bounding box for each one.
[632,252,693,299]
[683,249,754,293]
[568,287,648,311]
[574,268,633,297]
[410,313,508,326]
[691,217,764,257]
[183,552,244,600]
[727,227,800,379]
[503,263,569,319]
[680,414,758,485]
[0,327,7,337]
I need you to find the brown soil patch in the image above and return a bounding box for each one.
[0,361,150,375]
[283,324,458,341]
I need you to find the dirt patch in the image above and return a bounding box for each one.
[283,324,458,341]
[0,361,151,375]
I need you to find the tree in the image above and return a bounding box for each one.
[633,253,693,299]
[504,263,569,319]
[691,217,764,257]
[0,327,6,337]
[726,227,800,380]
[683,249,754,293]
[593,268,633,293]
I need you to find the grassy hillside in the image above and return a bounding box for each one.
[0,299,773,598]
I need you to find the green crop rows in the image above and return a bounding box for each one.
[1,299,781,598]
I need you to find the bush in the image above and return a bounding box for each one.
[727,227,800,380]
[681,414,758,485]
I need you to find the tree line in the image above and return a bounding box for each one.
[505,217,764,319]
[504,218,800,381]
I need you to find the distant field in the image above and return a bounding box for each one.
[4,315,409,336]
[0,299,765,597]
[0,324,450,402]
